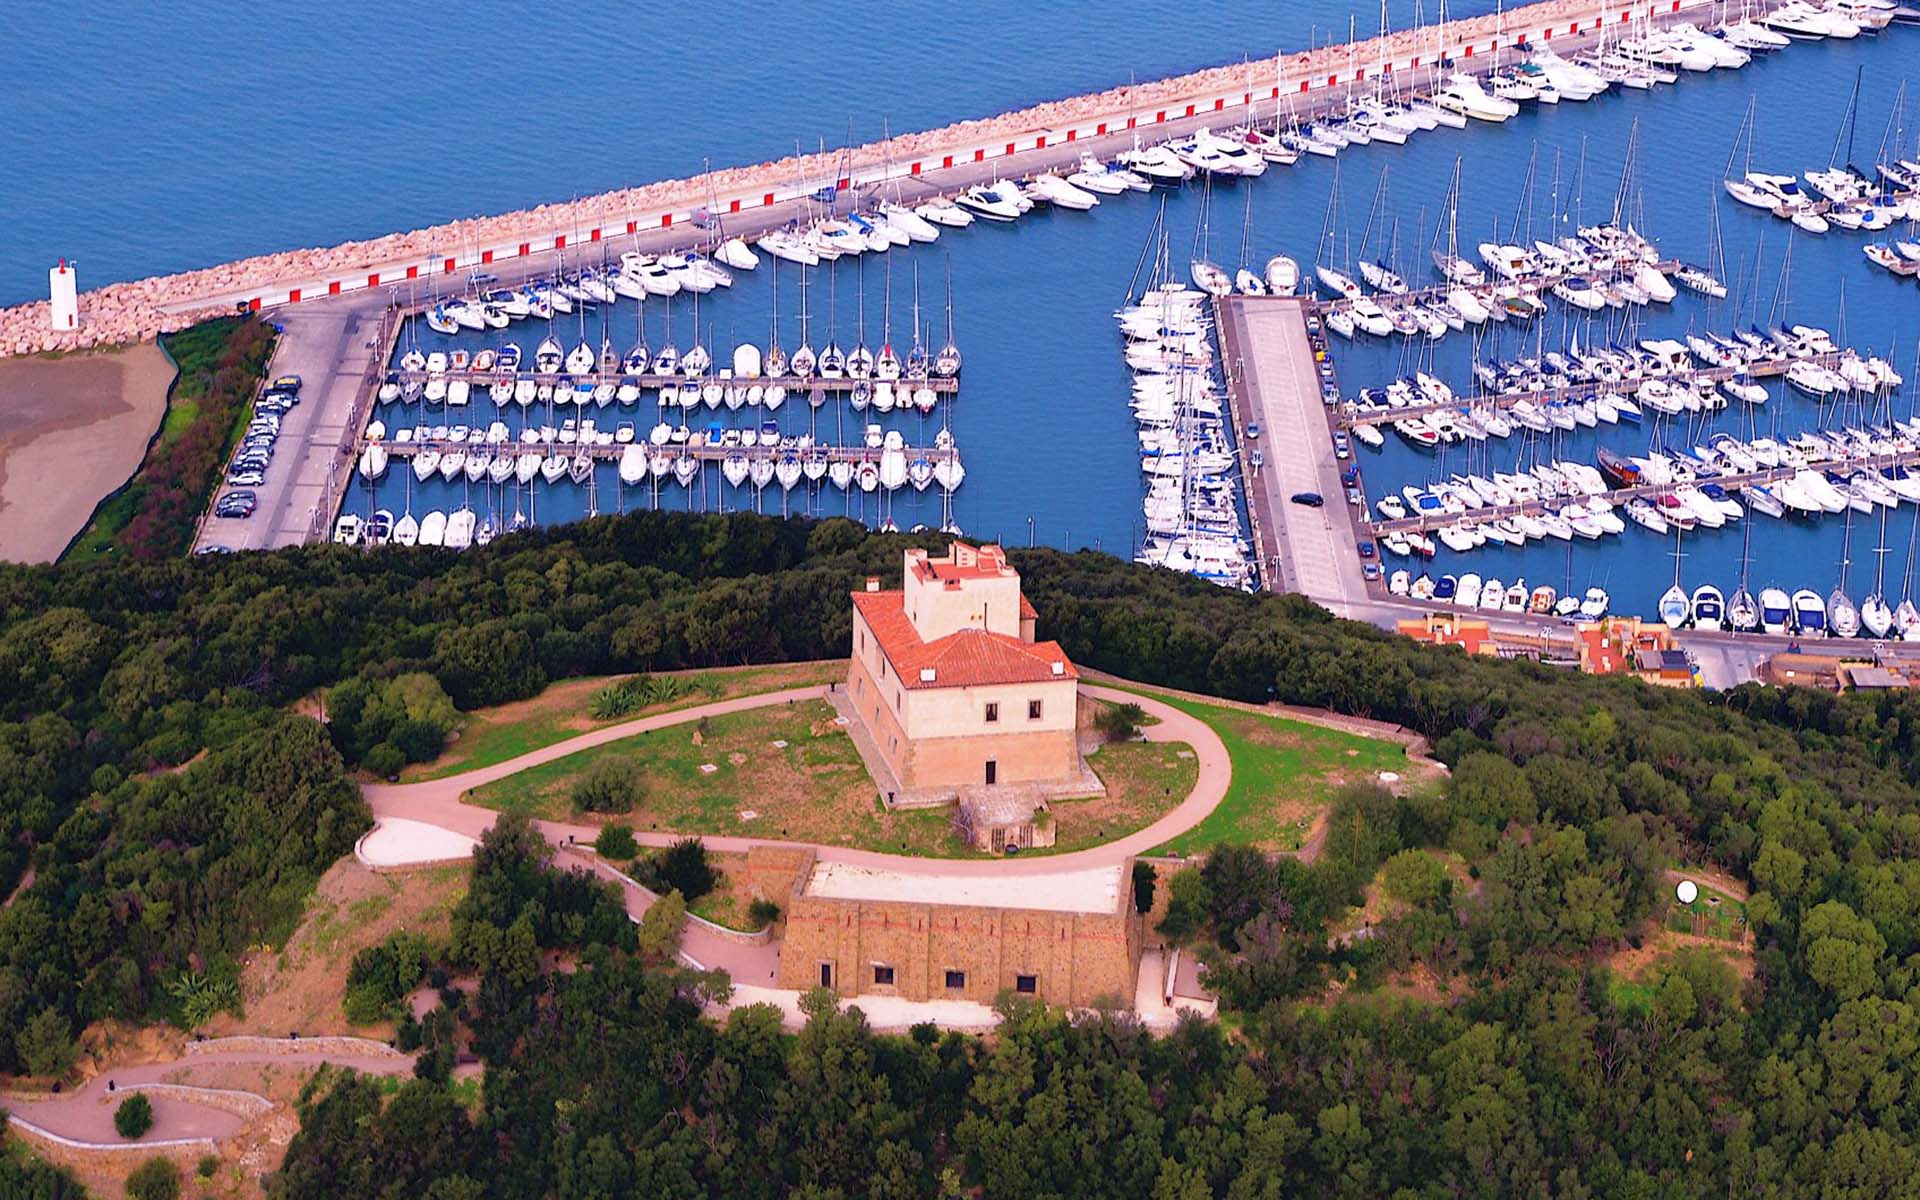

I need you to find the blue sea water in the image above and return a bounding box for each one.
[8,7,1918,619]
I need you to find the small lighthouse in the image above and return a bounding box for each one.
[49,260,78,331]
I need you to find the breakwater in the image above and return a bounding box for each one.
[0,0,1725,357]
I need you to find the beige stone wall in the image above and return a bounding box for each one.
[902,725,1079,790]
[904,565,1022,641]
[778,881,1141,1008]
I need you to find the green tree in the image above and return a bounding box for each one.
[638,891,686,961]
[641,838,715,901]
[115,1093,155,1139]
[1381,849,1449,908]
[15,1009,74,1078]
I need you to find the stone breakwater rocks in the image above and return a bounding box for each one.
[0,0,1613,359]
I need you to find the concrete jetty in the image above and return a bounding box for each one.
[1,0,1751,357]
[1215,295,1371,613]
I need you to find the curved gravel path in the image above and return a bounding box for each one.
[362,683,1229,876]
[360,682,1230,978]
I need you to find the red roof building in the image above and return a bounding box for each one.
[847,544,1082,793]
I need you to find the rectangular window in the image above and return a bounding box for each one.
[985,702,999,723]
[820,963,833,988]
[1028,699,1043,720]
[946,970,966,989]
[874,964,895,986]
[1016,973,1037,994]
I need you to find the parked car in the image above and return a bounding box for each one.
[1362,562,1381,582]
[1333,432,1351,459]
[1290,492,1325,508]
[1357,541,1375,559]
[271,375,303,394]
[1249,450,1265,469]
[227,470,265,487]
[1245,422,1260,440]
[1345,487,1364,506]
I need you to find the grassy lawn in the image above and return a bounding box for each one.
[467,698,1198,860]
[406,661,842,781]
[1042,740,1196,855]
[1097,685,1412,856]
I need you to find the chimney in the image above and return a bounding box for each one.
[864,576,880,592]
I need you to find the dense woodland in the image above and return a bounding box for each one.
[9,511,1920,1194]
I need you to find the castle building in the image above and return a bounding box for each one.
[848,543,1080,791]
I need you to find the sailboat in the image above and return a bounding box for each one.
[1728,490,1761,631]
[1897,505,1920,639]
[1234,182,1268,296]
[1314,159,1363,298]
[847,262,875,379]
[1863,496,1895,637]
[1430,158,1485,284]
[819,265,845,378]
[934,260,962,378]
[791,264,816,378]
[1658,531,1690,629]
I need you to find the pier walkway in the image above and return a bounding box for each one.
[1366,446,1920,537]
[1216,295,1369,613]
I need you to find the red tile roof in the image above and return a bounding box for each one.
[908,542,1015,584]
[853,590,1076,690]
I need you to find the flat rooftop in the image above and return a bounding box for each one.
[805,861,1122,914]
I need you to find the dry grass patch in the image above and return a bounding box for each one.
[1046,740,1197,854]
[207,858,468,1039]
[687,852,769,931]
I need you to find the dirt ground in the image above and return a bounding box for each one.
[206,858,469,1040]
[1607,925,1756,985]
[0,342,173,563]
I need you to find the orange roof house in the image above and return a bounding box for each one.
[846,543,1083,794]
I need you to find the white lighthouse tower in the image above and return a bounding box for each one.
[49,260,79,331]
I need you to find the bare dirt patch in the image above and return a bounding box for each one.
[0,341,173,563]
[207,858,468,1039]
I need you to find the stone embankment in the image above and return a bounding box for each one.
[0,0,1662,357]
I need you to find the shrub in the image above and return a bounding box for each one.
[343,933,432,1025]
[1095,702,1147,742]
[639,838,715,902]
[115,1092,155,1139]
[747,898,782,929]
[588,676,653,719]
[638,891,686,961]
[1132,861,1157,914]
[126,1156,179,1200]
[167,966,240,1030]
[572,757,642,814]
[197,1155,219,1179]
[595,824,640,861]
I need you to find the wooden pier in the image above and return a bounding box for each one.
[1365,446,1920,538]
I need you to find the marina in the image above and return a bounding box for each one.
[144,0,1916,639]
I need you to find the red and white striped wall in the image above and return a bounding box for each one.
[221,0,1707,315]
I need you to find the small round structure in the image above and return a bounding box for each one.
[1675,879,1699,905]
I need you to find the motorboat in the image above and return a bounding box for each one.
[1759,587,1792,633]
[1792,588,1828,634]
[1435,74,1520,122]
[955,183,1022,221]
[1691,584,1726,630]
